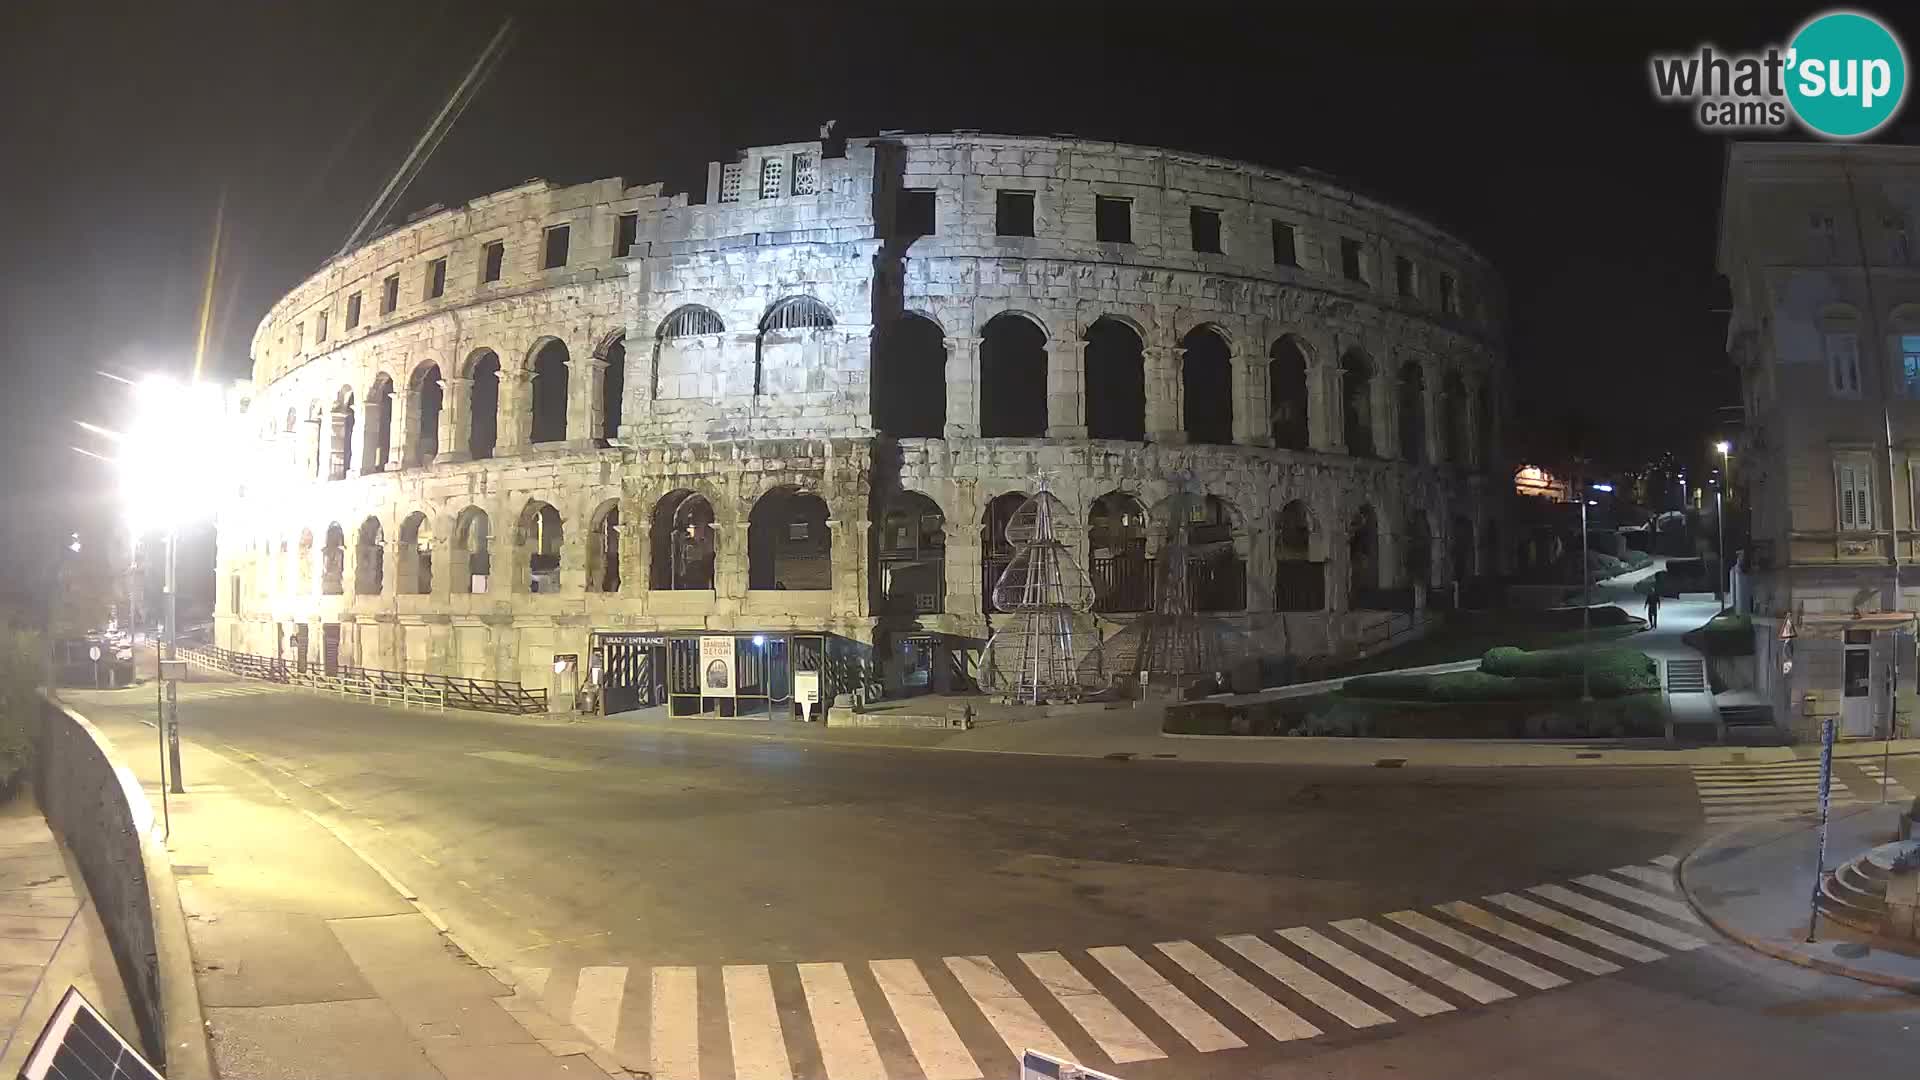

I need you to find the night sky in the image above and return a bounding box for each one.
[2,0,1912,592]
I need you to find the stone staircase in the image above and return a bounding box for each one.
[1818,839,1920,932]
[1665,657,1708,694]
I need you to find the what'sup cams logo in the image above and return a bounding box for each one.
[1650,9,1907,138]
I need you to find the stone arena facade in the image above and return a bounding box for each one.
[213,131,1510,714]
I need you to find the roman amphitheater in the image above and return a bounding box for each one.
[213,130,1509,716]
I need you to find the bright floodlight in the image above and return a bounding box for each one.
[1592,483,1613,492]
[1715,440,1732,455]
[119,376,236,536]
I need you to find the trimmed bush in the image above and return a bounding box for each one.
[1480,644,1658,691]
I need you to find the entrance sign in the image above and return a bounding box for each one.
[699,635,736,697]
[795,670,820,721]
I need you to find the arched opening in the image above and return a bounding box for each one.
[354,517,384,595]
[398,512,432,594]
[1443,371,1468,465]
[466,350,500,459]
[587,501,622,593]
[1342,351,1375,457]
[408,364,442,466]
[330,390,356,480]
[530,340,569,444]
[1274,500,1326,610]
[297,528,314,594]
[321,523,345,595]
[652,305,725,401]
[1186,495,1246,612]
[1084,318,1145,441]
[364,374,394,473]
[979,313,1047,437]
[451,507,491,594]
[981,491,1029,614]
[1269,336,1310,450]
[600,337,625,441]
[1181,326,1233,446]
[650,491,716,590]
[875,491,945,613]
[748,487,832,590]
[1089,491,1149,612]
[1405,510,1434,587]
[1398,361,1426,465]
[1450,514,1475,583]
[873,315,946,437]
[518,501,563,593]
[1349,505,1380,603]
[756,296,835,397]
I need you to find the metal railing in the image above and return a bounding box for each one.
[178,646,545,714]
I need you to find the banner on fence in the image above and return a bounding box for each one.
[699,635,736,697]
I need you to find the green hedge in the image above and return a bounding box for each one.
[1340,644,1658,703]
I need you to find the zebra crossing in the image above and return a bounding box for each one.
[1692,758,1914,827]
[170,683,285,702]
[508,857,1701,1079]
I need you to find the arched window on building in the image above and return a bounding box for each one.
[297,528,314,594]
[756,296,834,397]
[652,305,725,400]
[530,340,569,444]
[1405,510,1434,588]
[650,491,715,590]
[875,491,945,614]
[321,523,345,595]
[1450,514,1475,584]
[364,374,394,473]
[397,512,432,594]
[451,507,491,593]
[587,501,622,593]
[1443,370,1468,465]
[1186,495,1246,612]
[518,501,563,593]
[599,336,625,442]
[1342,351,1375,458]
[1274,500,1325,611]
[981,491,1029,614]
[466,350,500,459]
[354,517,384,595]
[1349,505,1380,603]
[979,314,1047,437]
[330,390,356,480]
[1398,362,1426,465]
[1089,491,1149,613]
[1181,327,1233,446]
[748,487,831,590]
[408,364,441,466]
[1084,319,1145,442]
[872,315,946,437]
[1269,336,1310,450]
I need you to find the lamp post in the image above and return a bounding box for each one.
[1580,482,1614,703]
[1714,441,1731,610]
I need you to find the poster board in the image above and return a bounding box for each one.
[795,670,821,721]
[699,635,736,697]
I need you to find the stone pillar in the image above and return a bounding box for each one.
[499,368,533,453]
[1423,361,1445,466]
[1145,346,1184,444]
[1311,362,1340,452]
[828,514,868,617]
[329,406,353,479]
[611,521,640,594]
[1045,340,1088,440]
[1233,354,1268,447]
[305,416,326,479]
[1462,371,1485,468]
[386,391,408,471]
[1370,369,1393,460]
[944,519,984,618]
[436,376,471,464]
[943,336,982,440]
[567,356,609,447]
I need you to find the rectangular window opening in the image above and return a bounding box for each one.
[1096,195,1132,244]
[1395,256,1414,297]
[1826,329,1861,398]
[790,152,817,196]
[426,257,447,299]
[1340,237,1365,283]
[315,311,329,343]
[345,292,361,331]
[543,223,570,269]
[482,240,504,284]
[1904,334,1920,398]
[616,212,639,258]
[381,274,399,315]
[895,188,936,239]
[1190,207,1222,254]
[719,162,743,204]
[1440,273,1458,314]
[996,190,1035,237]
[760,157,784,199]
[1838,458,1875,532]
[1272,221,1297,267]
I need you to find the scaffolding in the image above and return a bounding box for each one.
[979,488,1100,705]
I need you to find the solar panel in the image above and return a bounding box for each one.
[16,986,163,1080]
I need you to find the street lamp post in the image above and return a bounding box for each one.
[1714,441,1731,610]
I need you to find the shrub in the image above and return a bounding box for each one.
[1480,644,1658,692]
[0,616,42,782]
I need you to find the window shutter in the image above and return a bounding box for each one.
[1842,467,1855,527]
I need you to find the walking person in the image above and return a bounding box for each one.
[1644,585,1661,630]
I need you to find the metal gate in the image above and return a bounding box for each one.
[322,623,341,676]
[596,633,665,715]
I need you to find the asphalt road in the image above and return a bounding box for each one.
[65,680,1920,1079]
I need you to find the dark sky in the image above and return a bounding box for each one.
[3,0,1911,576]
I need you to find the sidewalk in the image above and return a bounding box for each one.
[0,788,138,1074]
[100,713,613,1079]
[1681,804,1920,990]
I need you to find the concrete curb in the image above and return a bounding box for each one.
[140,843,217,1079]
[1677,817,1920,995]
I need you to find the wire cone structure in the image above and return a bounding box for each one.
[1084,480,1248,694]
[980,489,1101,705]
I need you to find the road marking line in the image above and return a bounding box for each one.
[1020,950,1164,1063]
[1085,946,1244,1053]
[946,955,1071,1063]
[1217,933,1392,1029]
[1572,875,1703,924]
[1695,780,1826,791]
[1278,926,1455,1017]
[1329,918,1517,1006]
[724,964,793,1080]
[1528,885,1707,951]
[651,965,701,1080]
[571,965,626,1052]
[1649,854,1680,869]
[511,965,551,999]
[1482,893,1665,962]
[1699,792,1838,805]
[1155,940,1321,1043]
[869,959,981,1080]
[1609,865,1679,893]
[1383,910,1567,990]
[797,963,885,1080]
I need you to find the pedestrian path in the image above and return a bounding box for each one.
[1691,759,1914,827]
[509,858,1703,1079]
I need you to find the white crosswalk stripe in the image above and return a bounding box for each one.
[1854,760,1915,803]
[507,861,1712,1077]
[1650,853,1680,868]
[1692,760,1862,825]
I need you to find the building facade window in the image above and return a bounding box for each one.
[790,152,816,195]
[1825,329,1861,397]
[381,273,399,315]
[426,257,447,299]
[719,162,743,203]
[1440,273,1458,314]
[543,223,570,269]
[1272,221,1297,267]
[1190,207,1221,254]
[1902,333,1920,398]
[481,240,504,284]
[315,310,329,343]
[896,189,936,237]
[759,156,784,199]
[616,212,638,257]
[1395,256,1414,297]
[996,190,1035,237]
[1837,456,1875,532]
[1340,237,1365,283]
[1095,196,1131,243]
[345,292,361,330]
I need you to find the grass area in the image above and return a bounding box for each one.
[1343,643,1659,702]
[1330,612,1642,677]
[1163,689,1665,739]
